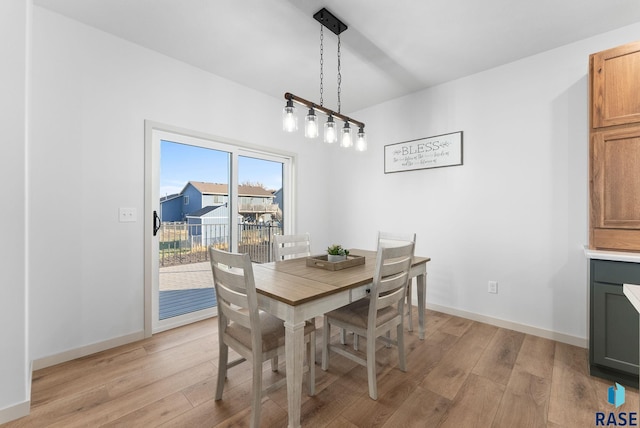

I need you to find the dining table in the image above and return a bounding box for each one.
[252,248,430,428]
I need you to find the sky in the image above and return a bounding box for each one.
[160,140,283,197]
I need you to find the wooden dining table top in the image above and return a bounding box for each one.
[253,249,430,306]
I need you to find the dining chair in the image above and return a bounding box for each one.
[272,233,328,343]
[378,231,417,332]
[321,242,414,400]
[351,231,417,352]
[273,233,311,261]
[209,247,316,428]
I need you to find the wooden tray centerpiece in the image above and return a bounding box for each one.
[306,245,365,271]
[306,254,365,271]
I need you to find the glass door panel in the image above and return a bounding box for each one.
[156,139,230,331]
[238,155,284,263]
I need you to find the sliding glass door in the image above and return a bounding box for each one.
[145,124,293,334]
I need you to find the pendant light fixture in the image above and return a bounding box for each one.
[324,115,337,143]
[304,107,319,138]
[355,127,367,151]
[282,99,297,132]
[282,8,366,151]
[340,122,353,148]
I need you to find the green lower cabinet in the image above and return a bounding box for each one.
[590,259,640,388]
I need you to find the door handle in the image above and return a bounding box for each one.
[153,210,161,236]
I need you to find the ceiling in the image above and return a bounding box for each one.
[34,0,640,113]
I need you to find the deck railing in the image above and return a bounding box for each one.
[159,222,283,266]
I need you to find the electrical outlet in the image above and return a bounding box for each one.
[488,280,498,294]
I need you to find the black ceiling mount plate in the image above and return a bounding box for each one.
[313,8,347,35]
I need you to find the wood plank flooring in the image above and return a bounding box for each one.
[4,309,638,427]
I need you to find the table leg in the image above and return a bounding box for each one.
[284,320,305,428]
[417,272,426,340]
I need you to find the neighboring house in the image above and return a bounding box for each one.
[273,188,283,215]
[159,193,182,222]
[236,183,279,223]
[185,204,234,246]
[160,181,279,223]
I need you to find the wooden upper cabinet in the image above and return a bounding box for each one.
[590,40,640,251]
[591,41,640,128]
[591,126,640,229]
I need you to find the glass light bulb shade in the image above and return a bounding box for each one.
[355,130,367,151]
[304,110,319,138]
[324,118,337,144]
[340,124,353,148]
[282,103,297,132]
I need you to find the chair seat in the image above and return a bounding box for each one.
[326,299,398,330]
[226,312,315,353]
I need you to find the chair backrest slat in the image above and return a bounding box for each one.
[273,233,311,261]
[213,267,249,295]
[368,242,414,319]
[377,231,416,250]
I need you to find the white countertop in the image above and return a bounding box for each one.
[623,284,640,314]
[584,247,640,263]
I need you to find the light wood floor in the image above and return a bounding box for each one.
[5,309,638,427]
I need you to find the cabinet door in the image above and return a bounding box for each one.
[591,40,640,128]
[591,125,640,250]
[592,281,639,375]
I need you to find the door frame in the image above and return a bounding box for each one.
[144,121,297,337]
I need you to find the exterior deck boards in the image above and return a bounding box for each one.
[159,288,216,320]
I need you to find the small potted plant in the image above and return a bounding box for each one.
[327,244,349,262]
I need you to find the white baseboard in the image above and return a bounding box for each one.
[0,361,33,424]
[426,302,588,348]
[0,400,30,425]
[32,330,145,371]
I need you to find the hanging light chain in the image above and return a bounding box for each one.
[337,33,342,114]
[319,25,324,107]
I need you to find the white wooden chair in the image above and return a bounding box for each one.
[377,231,417,332]
[352,231,417,351]
[321,242,414,400]
[273,233,311,261]
[209,247,316,428]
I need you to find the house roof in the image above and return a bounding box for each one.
[160,193,181,202]
[187,181,273,197]
[186,205,225,217]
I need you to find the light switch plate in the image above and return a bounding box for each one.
[119,207,137,222]
[488,280,498,294]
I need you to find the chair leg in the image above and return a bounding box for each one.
[215,342,228,400]
[322,317,330,371]
[354,333,359,351]
[250,357,263,428]
[397,323,406,372]
[308,331,316,396]
[340,328,346,344]
[406,281,413,332]
[271,355,278,372]
[366,333,378,400]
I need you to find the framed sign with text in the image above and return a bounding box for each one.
[384,131,463,173]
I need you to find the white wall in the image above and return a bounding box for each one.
[28,7,331,362]
[11,5,640,422]
[0,0,29,422]
[331,22,640,343]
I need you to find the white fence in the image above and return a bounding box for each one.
[159,222,283,266]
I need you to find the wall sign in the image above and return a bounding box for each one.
[384,131,463,173]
